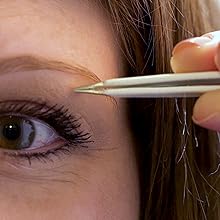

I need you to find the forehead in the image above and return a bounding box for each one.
[0,0,122,80]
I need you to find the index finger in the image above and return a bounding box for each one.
[170,32,220,73]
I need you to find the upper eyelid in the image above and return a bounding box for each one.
[0,55,100,82]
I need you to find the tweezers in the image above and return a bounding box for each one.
[74,71,220,98]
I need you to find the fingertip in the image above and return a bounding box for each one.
[171,34,220,73]
[192,112,220,131]
[193,90,220,131]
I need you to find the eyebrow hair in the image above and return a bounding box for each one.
[0,55,100,82]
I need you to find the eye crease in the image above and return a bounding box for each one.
[0,100,93,165]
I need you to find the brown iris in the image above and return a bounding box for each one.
[0,115,35,150]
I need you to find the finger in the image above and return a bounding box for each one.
[193,89,220,131]
[170,31,220,73]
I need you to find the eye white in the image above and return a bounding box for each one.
[28,119,60,150]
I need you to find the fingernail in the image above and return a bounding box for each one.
[192,113,220,131]
[172,36,212,56]
[214,42,220,69]
[170,56,178,72]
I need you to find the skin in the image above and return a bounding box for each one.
[0,1,139,220]
[171,31,220,131]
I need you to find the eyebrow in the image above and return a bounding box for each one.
[0,55,100,82]
[0,55,118,106]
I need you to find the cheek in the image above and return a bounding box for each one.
[0,140,139,220]
[64,140,139,220]
[66,124,139,220]
[62,115,139,220]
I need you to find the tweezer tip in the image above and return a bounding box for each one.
[74,82,104,95]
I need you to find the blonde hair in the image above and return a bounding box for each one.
[101,0,220,219]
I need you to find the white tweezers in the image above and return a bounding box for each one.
[74,71,220,98]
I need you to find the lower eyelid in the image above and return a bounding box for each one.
[2,128,93,166]
[2,141,79,167]
[2,138,64,155]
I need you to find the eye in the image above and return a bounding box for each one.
[0,100,93,165]
[0,115,60,152]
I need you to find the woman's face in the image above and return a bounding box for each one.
[0,1,139,219]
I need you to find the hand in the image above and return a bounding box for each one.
[171,31,220,131]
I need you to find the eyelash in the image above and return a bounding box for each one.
[0,100,93,164]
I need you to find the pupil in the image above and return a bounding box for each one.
[3,123,21,141]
